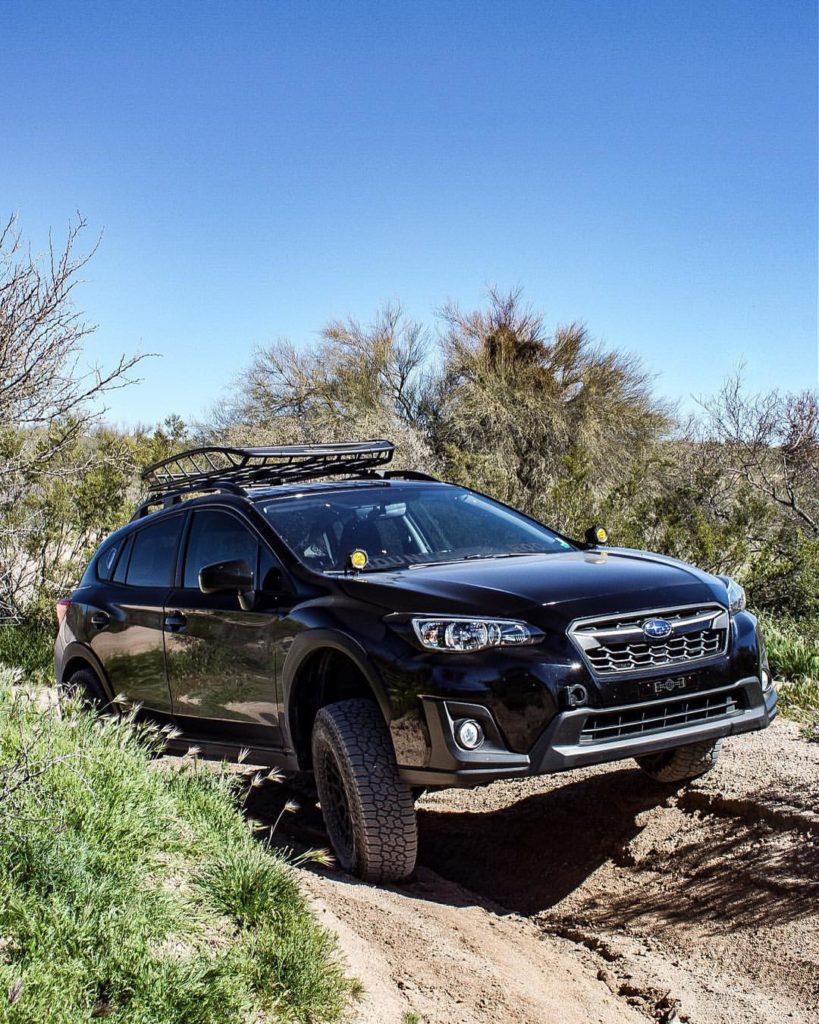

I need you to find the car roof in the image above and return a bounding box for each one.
[248,477,449,502]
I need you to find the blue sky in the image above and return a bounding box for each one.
[2,0,816,426]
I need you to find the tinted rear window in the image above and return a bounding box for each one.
[125,516,182,588]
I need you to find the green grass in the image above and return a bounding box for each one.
[0,622,53,681]
[758,613,819,740]
[0,670,355,1024]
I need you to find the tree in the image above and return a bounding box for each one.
[700,375,818,538]
[696,376,819,615]
[431,288,672,533]
[207,304,434,470]
[0,215,145,620]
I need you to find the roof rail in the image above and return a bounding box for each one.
[140,441,396,494]
[130,480,246,520]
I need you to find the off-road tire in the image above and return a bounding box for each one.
[60,667,112,713]
[312,699,417,883]
[636,737,723,783]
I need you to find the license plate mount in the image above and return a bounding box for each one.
[638,674,693,699]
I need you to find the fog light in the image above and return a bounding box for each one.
[761,668,772,692]
[454,718,484,750]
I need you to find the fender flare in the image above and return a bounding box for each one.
[58,642,114,701]
[281,628,391,745]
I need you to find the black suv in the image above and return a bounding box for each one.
[55,441,777,881]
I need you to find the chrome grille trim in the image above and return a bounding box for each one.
[569,603,730,676]
[579,687,745,744]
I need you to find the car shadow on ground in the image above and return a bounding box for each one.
[417,770,672,916]
[416,773,819,929]
[242,767,819,929]
[245,767,664,914]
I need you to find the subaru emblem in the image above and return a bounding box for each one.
[643,617,673,640]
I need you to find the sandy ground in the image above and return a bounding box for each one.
[249,719,819,1024]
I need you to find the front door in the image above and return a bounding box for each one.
[164,507,286,746]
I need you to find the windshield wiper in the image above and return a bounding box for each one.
[324,564,409,575]
[326,551,545,574]
[407,552,539,570]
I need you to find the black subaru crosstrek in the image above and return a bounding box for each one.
[55,441,777,881]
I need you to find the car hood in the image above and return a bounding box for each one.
[340,548,727,629]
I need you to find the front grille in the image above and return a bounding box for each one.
[586,629,724,673]
[579,689,745,745]
[570,604,729,676]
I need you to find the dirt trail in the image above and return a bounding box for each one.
[302,869,641,1024]
[254,719,819,1024]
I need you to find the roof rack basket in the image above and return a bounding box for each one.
[141,440,396,495]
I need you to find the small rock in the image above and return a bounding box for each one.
[596,968,618,995]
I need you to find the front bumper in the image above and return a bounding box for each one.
[398,675,777,787]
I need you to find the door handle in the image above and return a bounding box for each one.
[90,611,110,630]
[164,611,187,633]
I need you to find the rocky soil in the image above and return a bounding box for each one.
[251,719,818,1024]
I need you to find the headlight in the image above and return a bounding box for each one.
[410,616,541,652]
[718,575,746,613]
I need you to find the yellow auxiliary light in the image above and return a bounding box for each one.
[348,549,369,571]
[584,524,609,547]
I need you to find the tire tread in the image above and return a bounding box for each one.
[636,737,723,783]
[312,699,417,883]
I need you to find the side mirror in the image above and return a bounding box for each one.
[199,559,256,610]
[584,524,609,547]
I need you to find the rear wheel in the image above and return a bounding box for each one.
[60,667,112,713]
[635,737,723,783]
[312,699,417,883]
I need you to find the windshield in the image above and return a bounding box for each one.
[259,484,574,572]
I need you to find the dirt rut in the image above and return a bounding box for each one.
[253,719,818,1024]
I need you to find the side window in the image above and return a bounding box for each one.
[183,510,259,589]
[112,534,134,584]
[125,516,183,588]
[96,539,122,582]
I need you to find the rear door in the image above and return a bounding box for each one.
[163,507,287,746]
[87,513,183,713]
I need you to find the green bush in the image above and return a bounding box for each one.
[0,673,354,1024]
[759,613,819,739]
[759,614,819,682]
[744,533,819,620]
[0,622,53,679]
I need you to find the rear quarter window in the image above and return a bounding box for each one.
[95,539,123,582]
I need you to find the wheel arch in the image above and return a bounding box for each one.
[282,629,391,769]
[59,643,113,700]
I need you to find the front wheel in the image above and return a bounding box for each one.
[635,737,723,783]
[312,699,417,883]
